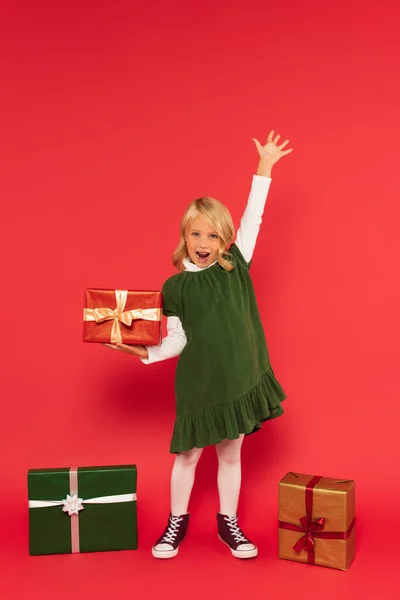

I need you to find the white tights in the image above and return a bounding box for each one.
[170,434,244,517]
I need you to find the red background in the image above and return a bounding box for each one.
[1,1,400,598]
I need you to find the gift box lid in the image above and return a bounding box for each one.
[28,465,137,500]
[278,471,355,532]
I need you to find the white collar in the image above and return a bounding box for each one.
[182,257,218,272]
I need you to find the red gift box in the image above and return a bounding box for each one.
[83,288,162,345]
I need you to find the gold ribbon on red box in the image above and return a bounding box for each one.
[83,289,162,344]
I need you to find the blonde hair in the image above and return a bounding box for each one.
[172,197,235,272]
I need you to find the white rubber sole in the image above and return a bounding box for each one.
[218,535,258,559]
[151,545,179,559]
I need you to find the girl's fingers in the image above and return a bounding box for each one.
[105,342,139,356]
[256,132,292,156]
[117,343,132,350]
[105,343,127,350]
[253,138,265,157]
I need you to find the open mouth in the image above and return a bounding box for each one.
[196,251,210,263]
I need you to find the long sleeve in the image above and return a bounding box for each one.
[235,175,272,263]
[140,315,187,364]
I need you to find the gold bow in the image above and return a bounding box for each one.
[83,289,161,343]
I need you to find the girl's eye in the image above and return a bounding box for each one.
[191,232,200,237]
[210,234,218,239]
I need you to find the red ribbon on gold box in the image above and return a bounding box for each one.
[278,472,355,570]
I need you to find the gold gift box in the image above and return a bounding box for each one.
[278,472,355,570]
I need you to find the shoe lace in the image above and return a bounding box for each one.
[225,516,248,543]
[161,515,183,543]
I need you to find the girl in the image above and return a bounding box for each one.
[106,130,292,559]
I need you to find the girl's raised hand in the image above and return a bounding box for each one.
[105,343,148,359]
[252,131,293,165]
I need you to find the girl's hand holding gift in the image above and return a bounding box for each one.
[105,343,149,359]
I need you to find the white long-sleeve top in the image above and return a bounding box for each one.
[142,174,272,364]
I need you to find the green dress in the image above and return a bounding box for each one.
[162,243,286,453]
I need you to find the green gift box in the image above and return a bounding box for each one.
[28,465,137,555]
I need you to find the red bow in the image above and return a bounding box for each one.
[292,516,326,552]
